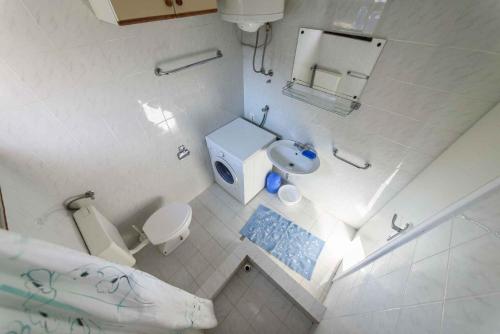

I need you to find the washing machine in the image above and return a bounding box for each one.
[206,118,276,204]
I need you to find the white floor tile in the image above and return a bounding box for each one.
[213,293,233,323]
[169,266,195,293]
[195,264,216,287]
[137,182,352,305]
[199,237,227,269]
[172,239,197,264]
[223,274,247,305]
[189,221,212,250]
[236,289,263,323]
[251,306,283,334]
[214,309,253,334]
[185,250,211,279]
[284,305,314,334]
[265,286,294,322]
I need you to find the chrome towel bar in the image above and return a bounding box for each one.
[154,49,223,76]
[347,70,369,80]
[333,148,371,169]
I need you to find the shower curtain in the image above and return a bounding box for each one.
[0,229,217,334]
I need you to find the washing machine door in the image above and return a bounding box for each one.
[213,158,238,186]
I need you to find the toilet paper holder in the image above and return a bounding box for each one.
[177,145,190,160]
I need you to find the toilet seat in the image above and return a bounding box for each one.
[143,202,192,245]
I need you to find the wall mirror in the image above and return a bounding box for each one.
[283,28,385,116]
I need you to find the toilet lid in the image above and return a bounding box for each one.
[143,202,192,245]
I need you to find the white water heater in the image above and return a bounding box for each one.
[218,0,285,32]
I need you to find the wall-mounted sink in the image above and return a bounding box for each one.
[266,140,320,175]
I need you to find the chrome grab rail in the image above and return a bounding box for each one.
[154,49,223,76]
[347,70,369,80]
[333,148,371,169]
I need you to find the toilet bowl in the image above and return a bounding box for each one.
[73,201,192,267]
[143,202,192,256]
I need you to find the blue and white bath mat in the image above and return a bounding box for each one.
[240,205,325,280]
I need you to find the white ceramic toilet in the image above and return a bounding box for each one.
[72,201,192,267]
[142,202,192,256]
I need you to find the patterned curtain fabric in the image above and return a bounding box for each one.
[0,229,217,334]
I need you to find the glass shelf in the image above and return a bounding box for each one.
[282,81,361,117]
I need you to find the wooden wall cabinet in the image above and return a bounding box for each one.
[89,0,218,25]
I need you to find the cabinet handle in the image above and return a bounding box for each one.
[164,0,173,7]
[175,0,183,5]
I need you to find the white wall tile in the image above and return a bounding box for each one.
[378,0,500,54]
[447,234,500,299]
[414,220,452,261]
[395,303,443,334]
[331,0,387,35]
[0,162,87,252]
[443,294,500,334]
[0,0,55,58]
[403,251,448,305]
[387,240,416,274]
[450,216,488,247]
[0,1,243,233]
[371,309,399,334]
[0,61,39,109]
[320,187,500,334]
[463,190,500,234]
[242,0,499,228]
[22,0,131,49]
[378,266,409,309]
[415,47,500,102]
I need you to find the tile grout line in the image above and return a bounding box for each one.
[439,219,455,334]
[392,239,417,332]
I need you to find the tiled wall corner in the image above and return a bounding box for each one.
[0,0,244,237]
[314,186,500,334]
[242,0,500,228]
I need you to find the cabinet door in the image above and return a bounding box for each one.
[111,0,176,24]
[173,0,217,16]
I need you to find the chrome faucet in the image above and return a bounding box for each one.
[294,141,315,152]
